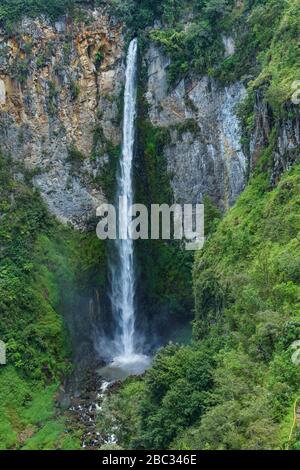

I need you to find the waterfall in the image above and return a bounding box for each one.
[111,38,138,358]
[98,39,151,380]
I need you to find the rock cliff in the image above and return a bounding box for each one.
[0,6,124,228]
[251,90,300,185]
[145,43,247,210]
[0,7,296,228]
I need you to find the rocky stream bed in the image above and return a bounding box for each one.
[57,363,122,450]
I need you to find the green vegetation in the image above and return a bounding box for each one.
[0,152,106,449]
[0,0,299,452]
[36,41,55,70]
[47,80,60,116]
[98,162,300,450]
[93,143,120,201]
[148,1,228,85]
[251,0,300,112]
[94,46,105,70]
[172,119,201,141]
[70,80,80,101]
[89,124,121,201]
[212,0,300,115]
[0,368,81,450]
[109,0,232,83]
[108,0,188,32]
[110,0,300,115]
[0,1,75,30]
[134,84,195,326]
[67,143,85,164]
[9,50,32,85]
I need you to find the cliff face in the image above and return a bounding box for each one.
[144,41,300,210]
[250,91,300,184]
[0,7,124,228]
[145,43,247,210]
[0,9,297,228]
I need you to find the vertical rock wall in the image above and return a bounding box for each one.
[145,44,247,210]
[0,7,125,228]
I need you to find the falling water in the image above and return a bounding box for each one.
[98,39,151,380]
[111,37,138,358]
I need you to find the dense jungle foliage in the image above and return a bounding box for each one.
[0,0,73,28]
[108,0,300,113]
[0,153,106,449]
[95,0,300,451]
[0,0,299,451]
[99,162,300,450]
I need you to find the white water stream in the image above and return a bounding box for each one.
[100,38,150,380]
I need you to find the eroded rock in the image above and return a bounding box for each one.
[145,44,247,209]
[0,8,125,228]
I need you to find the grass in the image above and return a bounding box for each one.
[0,152,106,449]
[0,366,82,450]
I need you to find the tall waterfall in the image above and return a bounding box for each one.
[100,39,151,380]
[111,38,138,358]
[99,38,150,380]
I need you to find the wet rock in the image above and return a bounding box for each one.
[145,43,247,210]
[61,361,122,450]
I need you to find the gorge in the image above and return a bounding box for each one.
[0,0,299,451]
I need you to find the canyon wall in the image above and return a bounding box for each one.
[145,43,247,210]
[250,90,300,185]
[0,8,297,228]
[0,6,124,228]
